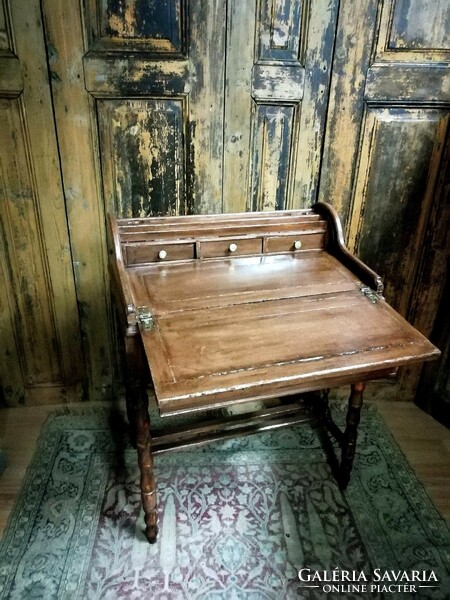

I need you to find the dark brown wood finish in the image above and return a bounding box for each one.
[108,204,439,543]
[340,382,366,489]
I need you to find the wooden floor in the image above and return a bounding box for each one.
[0,399,449,539]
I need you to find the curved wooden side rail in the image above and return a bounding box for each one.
[313,202,384,295]
[107,212,138,336]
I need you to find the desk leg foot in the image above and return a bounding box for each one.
[136,389,158,544]
[339,382,365,490]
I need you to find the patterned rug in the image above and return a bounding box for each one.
[0,402,449,600]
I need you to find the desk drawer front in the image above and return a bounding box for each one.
[198,237,263,259]
[126,242,195,264]
[265,232,325,254]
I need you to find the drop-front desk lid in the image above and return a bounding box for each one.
[126,250,439,416]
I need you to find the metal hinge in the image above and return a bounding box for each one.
[137,307,154,330]
[356,282,381,304]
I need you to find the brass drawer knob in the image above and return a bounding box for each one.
[158,250,167,260]
[229,243,238,252]
[294,240,302,250]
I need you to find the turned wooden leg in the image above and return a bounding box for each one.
[124,336,141,448]
[320,388,332,427]
[136,388,158,543]
[340,382,365,490]
[124,335,157,543]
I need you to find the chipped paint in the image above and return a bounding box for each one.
[259,0,302,60]
[318,0,378,226]
[224,0,329,213]
[252,64,304,101]
[98,99,185,217]
[292,0,339,207]
[251,105,294,211]
[84,56,189,96]
[348,108,448,320]
[365,64,450,103]
[102,0,183,50]
[390,0,450,50]
[106,0,136,38]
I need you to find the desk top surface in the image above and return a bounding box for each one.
[128,252,437,415]
[109,207,439,415]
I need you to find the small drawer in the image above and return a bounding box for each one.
[265,232,325,254]
[198,237,263,259]
[126,242,195,265]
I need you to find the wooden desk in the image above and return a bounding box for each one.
[108,203,439,543]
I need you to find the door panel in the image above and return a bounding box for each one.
[42,0,227,398]
[84,0,225,215]
[318,0,379,226]
[95,0,185,51]
[320,0,450,401]
[348,108,448,316]
[249,0,305,212]
[224,0,338,212]
[378,0,450,60]
[0,0,83,406]
[97,98,186,217]
[390,0,449,50]
[250,104,295,211]
[0,100,61,384]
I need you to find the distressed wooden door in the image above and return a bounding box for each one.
[319,0,450,401]
[223,0,338,212]
[84,0,229,216]
[81,0,337,217]
[79,0,337,217]
[0,0,83,406]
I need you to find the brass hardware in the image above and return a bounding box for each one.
[158,250,167,260]
[229,243,238,252]
[356,282,380,304]
[137,307,154,330]
[294,240,302,250]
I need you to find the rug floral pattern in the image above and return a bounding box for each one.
[0,404,449,599]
